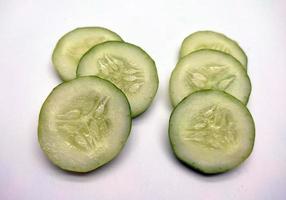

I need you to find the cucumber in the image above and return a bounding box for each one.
[77,41,159,117]
[180,31,247,69]
[169,90,255,174]
[169,49,251,107]
[52,27,123,81]
[38,76,131,172]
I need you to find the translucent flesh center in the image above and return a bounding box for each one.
[55,95,110,156]
[97,54,145,94]
[183,105,237,150]
[185,64,236,91]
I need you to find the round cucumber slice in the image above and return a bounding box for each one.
[52,27,123,81]
[180,31,247,69]
[169,49,251,107]
[38,76,131,172]
[77,41,159,117]
[169,90,255,174]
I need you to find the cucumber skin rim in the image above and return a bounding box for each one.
[52,27,123,81]
[179,30,248,68]
[38,76,132,173]
[76,40,160,118]
[169,49,252,107]
[168,89,255,174]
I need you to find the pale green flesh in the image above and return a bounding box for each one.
[52,27,123,81]
[169,49,251,107]
[77,41,159,117]
[180,31,247,69]
[38,76,131,172]
[169,90,255,174]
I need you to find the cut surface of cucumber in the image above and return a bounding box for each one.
[77,41,159,117]
[38,76,131,172]
[52,27,123,81]
[180,31,247,69]
[169,49,251,107]
[169,90,255,174]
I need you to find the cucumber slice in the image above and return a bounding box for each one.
[169,90,255,174]
[169,49,251,107]
[77,41,159,117]
[52,27,123,81]
[180,31,247,69]
[38,76,131,172]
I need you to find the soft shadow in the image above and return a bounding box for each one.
[175,157,250,179]
[48,61,62,82]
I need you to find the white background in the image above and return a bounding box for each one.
[1,0,286,199]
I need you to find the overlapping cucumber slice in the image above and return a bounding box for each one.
[169,90,255,174]
[170,49,251,107]
[180,31,247,69]
[38,76,131,172]
[77,41,159,117]
[52,27,123,81]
